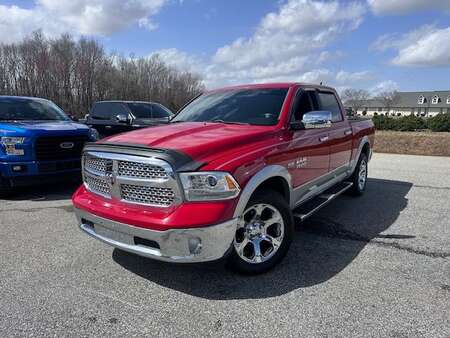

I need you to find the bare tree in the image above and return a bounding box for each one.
[0,31,205,117]
[341,88,370,113]
[375,90,400,115]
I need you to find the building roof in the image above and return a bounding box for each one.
[361,91,450,109]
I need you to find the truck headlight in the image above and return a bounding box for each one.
[0,137,26,155]
[179,172,240,201]
[88,128,100,141]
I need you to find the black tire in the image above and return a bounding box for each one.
[226,188,294,275]
[0,177,12,198]
[348,153,368,196]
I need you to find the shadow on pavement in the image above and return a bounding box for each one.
[113,177,413,300]
[1,179,81,202]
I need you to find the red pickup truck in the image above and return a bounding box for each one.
[73,83,374,274]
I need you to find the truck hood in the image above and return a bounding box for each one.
[102,122,276,163]
[0,120,89,135]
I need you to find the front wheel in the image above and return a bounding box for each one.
[348,153,368,196]
[226,189,294,274]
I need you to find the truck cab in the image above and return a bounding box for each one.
[73,83,375,274]
[0,96,98,195]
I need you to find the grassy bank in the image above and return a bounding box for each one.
[374,131,450,157]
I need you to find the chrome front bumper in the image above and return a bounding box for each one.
[74,208,238,263]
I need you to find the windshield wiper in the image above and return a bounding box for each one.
[209,119,249,125]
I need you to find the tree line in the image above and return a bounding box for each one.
[0,31,204,117]
[340,88,400,115]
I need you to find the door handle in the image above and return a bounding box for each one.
[344,129,352,136]
[319,136,329,142]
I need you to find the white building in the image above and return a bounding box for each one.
[356,91,450,117]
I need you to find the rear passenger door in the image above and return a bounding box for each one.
[317,91,352,173]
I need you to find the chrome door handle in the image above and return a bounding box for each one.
[344,130,352,136]
[319,136,329,142]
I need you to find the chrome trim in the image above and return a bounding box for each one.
[233,165,293,217]
[82,151,183,207]
[75,208,237,263]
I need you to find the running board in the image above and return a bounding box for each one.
[293,181,353,222]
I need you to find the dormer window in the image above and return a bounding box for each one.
[447,95,450,104]
[418,95,425,104]
[432,95,440,104]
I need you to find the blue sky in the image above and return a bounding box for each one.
[1,0,449,92]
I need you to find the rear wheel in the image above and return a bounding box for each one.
[348,153,368,196]
[227,189,294,274]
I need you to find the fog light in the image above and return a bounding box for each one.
[12,165,25,172]
[188,237,202,255]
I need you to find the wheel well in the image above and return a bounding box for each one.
[253,176,290,205]
[361,142,370,158]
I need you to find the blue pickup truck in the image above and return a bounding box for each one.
[0,96,98,195]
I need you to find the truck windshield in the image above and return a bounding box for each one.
[0,98,69,121]
[172,88,288,125]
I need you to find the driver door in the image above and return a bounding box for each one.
[285,89,331,205]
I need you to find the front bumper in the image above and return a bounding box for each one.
[74,208,238,263]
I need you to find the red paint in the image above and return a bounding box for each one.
[73,83,374,230]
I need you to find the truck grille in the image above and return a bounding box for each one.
[83,152,180,207]
[120,185,175,206]
[35,136,88,161]
[118,161,168,179]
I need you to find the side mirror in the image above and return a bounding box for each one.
[116,113,131,124]
[292,111,332,130]
[69,115,79,122]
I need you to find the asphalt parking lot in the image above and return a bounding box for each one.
[1,153,449,337]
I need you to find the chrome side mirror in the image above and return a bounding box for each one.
[116,113,131,124]
[301,111,332,129]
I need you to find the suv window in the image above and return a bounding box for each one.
[127,103,153,119]
[152,104,171,118]
[317,92,342,122]
[91,102,129,120]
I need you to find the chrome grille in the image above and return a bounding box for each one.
[84,155,108,174]
[121,184,175,206]
[82,151,180,207]
[84,174,110,196]
[118,160,168,179]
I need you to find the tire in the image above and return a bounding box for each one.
[348,152,368,196]
[226,188,294,275]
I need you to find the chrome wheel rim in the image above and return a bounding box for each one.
[234,203,284,264]
[358,159,367,190]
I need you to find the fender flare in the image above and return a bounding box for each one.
[233,165,293,218]
[349,135,371,175]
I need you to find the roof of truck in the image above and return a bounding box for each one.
[206,82,336,93]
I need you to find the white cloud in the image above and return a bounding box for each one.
[146,1,374,90]
[371,25,450,67]
[368,0,450,15]
[0,0,166,43]
[371,80,399,95]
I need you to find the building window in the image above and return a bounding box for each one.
[378,108,382,112]
[432,95,440,104]
[418,95,425,104]
[447,95,450,104]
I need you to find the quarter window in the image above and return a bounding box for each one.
[91,102,129,120]
[317,92,342,122]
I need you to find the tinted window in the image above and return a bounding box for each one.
[172,89,288,126]
[292,91,319,121]
[317,92,342,122]
[91,102,129,120]
[127,103,152,119]
[152,104,171,118]
[0,98,68,121]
